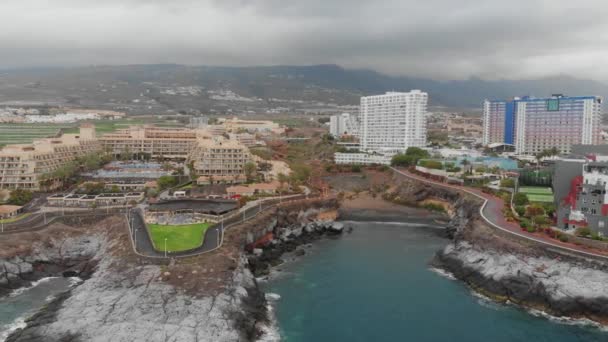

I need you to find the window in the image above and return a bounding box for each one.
[547,99,560,111]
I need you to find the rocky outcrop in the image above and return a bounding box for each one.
[433,241,608,324]
[0,234,104,297]
[248,220,347,278]
[3,215,279,342]
[7,255,265,342]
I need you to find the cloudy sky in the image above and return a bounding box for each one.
[1,0,607,80]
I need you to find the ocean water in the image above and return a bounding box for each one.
[0,277,77,341]
[264,221,608,342]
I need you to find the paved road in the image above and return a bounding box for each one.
[128,194,308,259]
[391,167,608,261]
[0,207,129,234]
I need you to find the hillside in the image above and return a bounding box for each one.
[1,64,607,113]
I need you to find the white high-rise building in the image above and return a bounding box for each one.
[329,113,358,138]
[360,90,428,154]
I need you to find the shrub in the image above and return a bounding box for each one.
[9,189,33,206]
[576,227,592,238]
[513,193,529,206]
[419,160,443,170]
[526,226,537,233]
[421,203,446,213]
[515,206,526,217]
[157,176,179,190]
[500,178,515,188]
[558,234,569,242]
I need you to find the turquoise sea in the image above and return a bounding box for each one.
[264,221,608,342]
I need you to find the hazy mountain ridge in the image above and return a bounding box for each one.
[0,64,607,112]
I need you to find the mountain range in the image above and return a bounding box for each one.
[0,64,607,112]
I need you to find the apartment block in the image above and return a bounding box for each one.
[329,113,359,138]
[187,137,252,177]
[100,125,198,160]
[360,91,428,154]
[0,125,100,191]
[483,95,603,155]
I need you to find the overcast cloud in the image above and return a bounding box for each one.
[1,0,607,80]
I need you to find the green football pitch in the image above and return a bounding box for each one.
[148,222,212,252]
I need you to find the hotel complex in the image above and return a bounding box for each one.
[360,90,428,154]
[482,95,603,155]
[0,125,101,190]
[0,117,277,192]
[99,126,199,160]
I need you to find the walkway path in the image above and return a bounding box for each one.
[391,167,608,261]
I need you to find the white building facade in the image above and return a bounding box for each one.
[360,91,428,154]
[329,113,358,138]
[334,153,392,165]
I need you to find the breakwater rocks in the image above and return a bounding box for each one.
[248,221,347,278]
[433,241,608,324]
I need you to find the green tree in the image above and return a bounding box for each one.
[243,162,257,182]
[277,173,289,194]
[8,189,33,206]
[391,153,414,167]
[83,182,105,195]
[500,178,515,188]
[120,146,131,161]
[157,176,178,190]
[290,164,312,185]
[419,160,443,169]
[513,193,529,206]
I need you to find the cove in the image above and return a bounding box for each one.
[264,221,607,342]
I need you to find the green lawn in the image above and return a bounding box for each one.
[148,222,211,252]
[0,123,76,146]
[519,186,554,203]
[525,194,554,203]
[519,186,553,195]
[0,119,185,147]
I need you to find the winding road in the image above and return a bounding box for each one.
[391,167,608,261]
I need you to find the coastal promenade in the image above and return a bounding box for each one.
[391,167,608,261]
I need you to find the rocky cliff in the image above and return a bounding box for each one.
[1,216,271,342]
[2,199,340,342]
[390,173,608,325]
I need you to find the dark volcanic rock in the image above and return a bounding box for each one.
[248,221,343,278]
[433,242,608,324]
